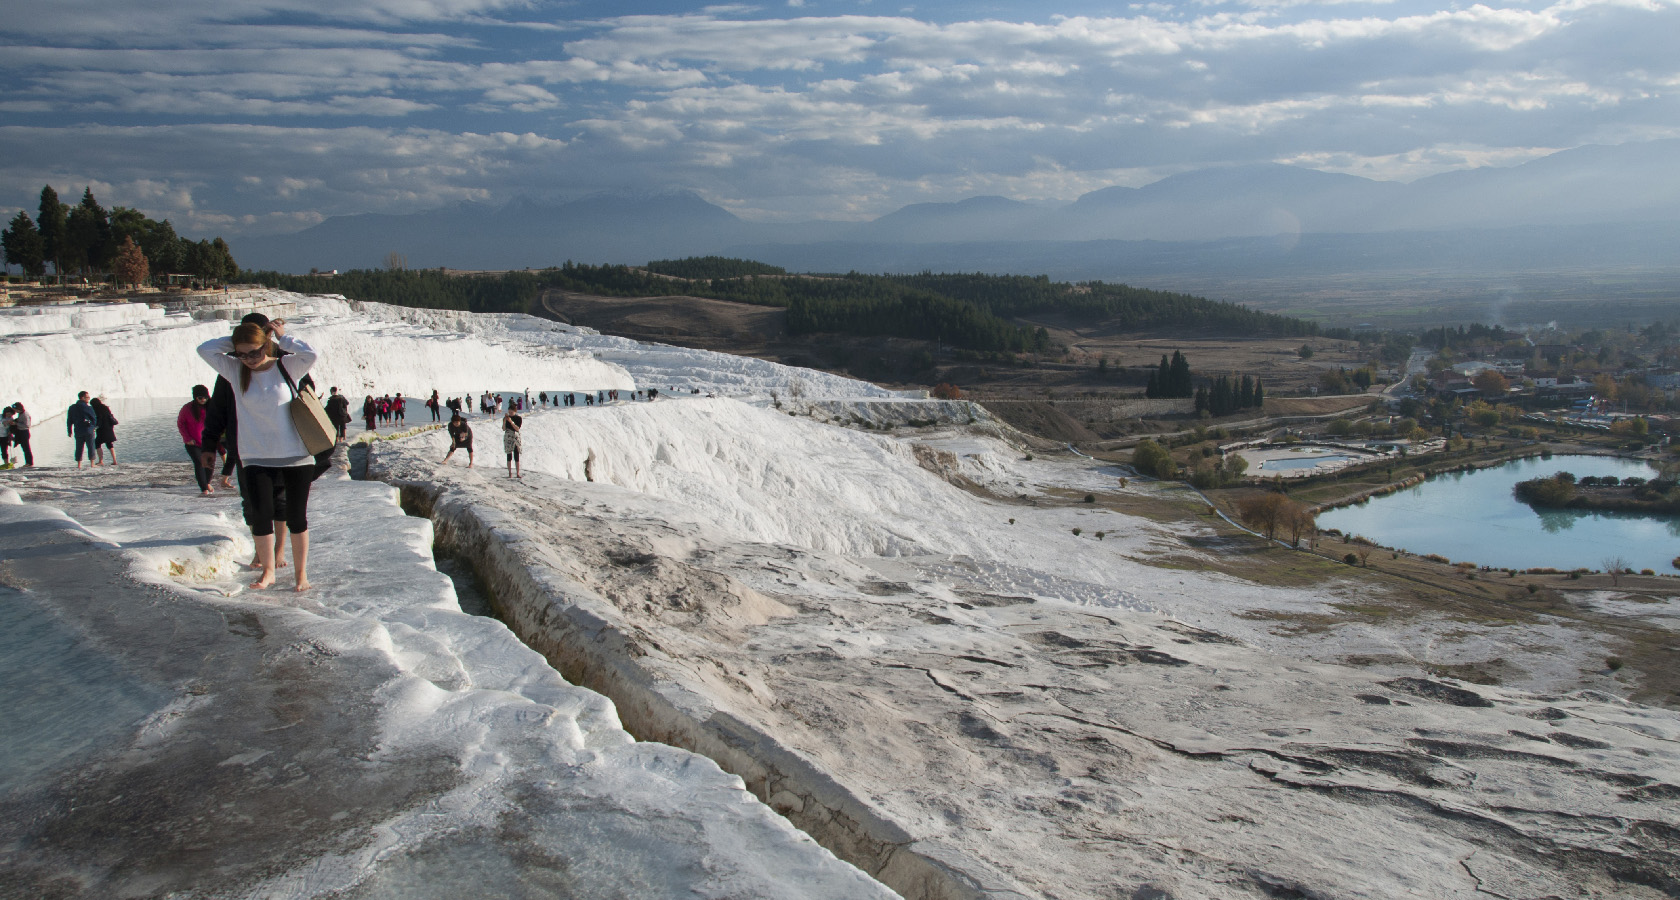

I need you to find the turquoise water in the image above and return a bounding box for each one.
[1316,455,1680,572]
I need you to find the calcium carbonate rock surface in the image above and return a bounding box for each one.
[0,464,896,900]
[370,401,1680,900]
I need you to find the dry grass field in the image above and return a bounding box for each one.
[540,288,1384,400]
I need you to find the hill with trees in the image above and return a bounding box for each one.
[244,257,1327,355]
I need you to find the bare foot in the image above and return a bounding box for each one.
[201,489,213,496]
[294,579,312,592]
[220,478,233,488]
[250,570,275,589]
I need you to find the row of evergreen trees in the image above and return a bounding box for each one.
[243,266,545,315]
[1144,351,1264,414]
[1195,375,1264,416]
[0,186,237,284]
[1145,351,1193,398]
[644,256,787,279]
[893,272,1323,336]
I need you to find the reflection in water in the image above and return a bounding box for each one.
[1536,509,1580,534]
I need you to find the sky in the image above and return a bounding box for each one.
[0,0,1675,238]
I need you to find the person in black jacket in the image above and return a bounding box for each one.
[325,387,351,443]
[67,391,98,468]
[92,396,119,465]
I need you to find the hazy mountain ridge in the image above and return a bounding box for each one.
[233,140,1680,276]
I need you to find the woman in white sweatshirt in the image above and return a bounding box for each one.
[197,319,319,591]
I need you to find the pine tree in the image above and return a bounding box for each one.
[1253,378,1265,408]
[1,210,46,277]
[37,186,66,277]
[1194,385,1208,414]
[64,187,113,274]
[1168,350,1193,397]
[210,237,238,282]
[1211,375,1231,416]
[140,218,184,277]
[1239,374,1254,409]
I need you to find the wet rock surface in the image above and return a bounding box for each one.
[0,464,894,900]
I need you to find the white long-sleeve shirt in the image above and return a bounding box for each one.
[197,334,319,468]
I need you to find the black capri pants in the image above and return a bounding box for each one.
[243,464,313,537]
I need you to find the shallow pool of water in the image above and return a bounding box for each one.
[11,397,199,469]
[1316,454,1679,573]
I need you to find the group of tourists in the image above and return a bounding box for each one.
[360,393,406,432]
[440,403,524,478]
[1,403,33,467]
[534,389,658,408]
[156,315,687,588]
[65,392,120,468]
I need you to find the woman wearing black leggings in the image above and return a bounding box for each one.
[198,319,320,592]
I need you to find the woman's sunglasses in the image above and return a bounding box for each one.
[227,348,269,362]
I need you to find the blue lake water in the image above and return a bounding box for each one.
[1317,455,1679,572]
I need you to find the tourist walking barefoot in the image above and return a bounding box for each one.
[325,387,350,443]
[67,391,97,468]
[443,411,473,467]
[178,384,213,494]
[502,407,522,478]
[198,319,320,592]
[92,396,118,465]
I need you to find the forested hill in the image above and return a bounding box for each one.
[244,258,1327,353]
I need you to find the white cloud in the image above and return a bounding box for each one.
[0,0,1674,229]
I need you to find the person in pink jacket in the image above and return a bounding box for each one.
[178,384,213,494]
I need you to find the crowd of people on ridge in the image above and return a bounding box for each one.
[6,316,693,591]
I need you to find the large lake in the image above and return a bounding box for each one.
[1316,454,1680,573]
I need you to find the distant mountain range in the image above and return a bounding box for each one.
[234,139,1680,281]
